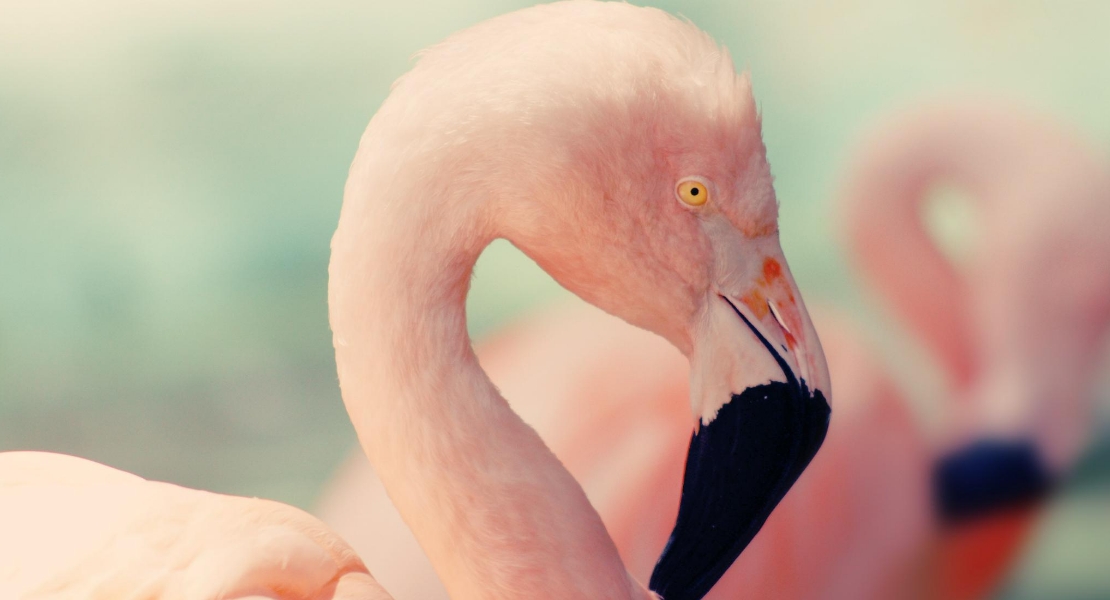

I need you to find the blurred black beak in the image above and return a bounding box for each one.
[933,438,1055,524]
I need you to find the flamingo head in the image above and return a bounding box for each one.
[440,5,834,599]
[373,3,834,598]
[504,69,834,599]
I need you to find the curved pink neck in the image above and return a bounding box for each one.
[329,139,643,599]
[838,109,1018,388]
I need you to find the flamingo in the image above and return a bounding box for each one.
[327,2,832,598]
[2,3,833,600]
[843,99,1110,477]
[0,451,386,599]
[317,100,1110,599]
[839,99,1110,599]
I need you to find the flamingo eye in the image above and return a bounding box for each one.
[676,179,709,207]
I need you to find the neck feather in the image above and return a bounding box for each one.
[329,143,642,599]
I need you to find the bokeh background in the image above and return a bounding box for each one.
[1,1,1108,597]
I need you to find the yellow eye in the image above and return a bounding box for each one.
[676,179,709,207]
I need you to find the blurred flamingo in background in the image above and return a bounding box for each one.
[844,100,1110,474]
[318,99,1110,599]
[840,99,1110,599]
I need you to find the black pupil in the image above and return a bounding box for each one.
[690,187,700,196]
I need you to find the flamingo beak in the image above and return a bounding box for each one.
[649,241,832,600]
[931,440,1055,600]
[933,438,1055,524]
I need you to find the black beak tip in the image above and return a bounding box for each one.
[933,438,1055,524]
[648,380,830,600]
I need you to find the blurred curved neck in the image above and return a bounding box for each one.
[839,113,1019,388]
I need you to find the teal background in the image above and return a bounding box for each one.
[1,2,1108,597]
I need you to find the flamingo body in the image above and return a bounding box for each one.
[0,452,384,600]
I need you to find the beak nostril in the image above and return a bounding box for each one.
[768,300,792,336]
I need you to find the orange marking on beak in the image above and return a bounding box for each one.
[783,330,798,351]
[769,300,800,351]
[762,258,782,282]
[741,290,770,319]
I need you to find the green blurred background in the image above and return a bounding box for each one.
[1,1,1107,597]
